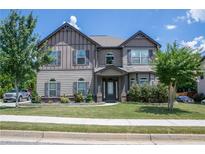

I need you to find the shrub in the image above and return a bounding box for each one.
[140,84,151,102]
[128,83,168,103]
[192,93,205,102]
[86,91,93,103]
[156,84,168,103]
[60,95,70,103]
[128,84,140,102]
[74,92,84,103]
[31,91,41,103]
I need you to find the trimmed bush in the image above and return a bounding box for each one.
[74,92,84,103]
[31,91,41,103]
[60,95,70,103]
[128,83,168,103]
[86,91,93,103]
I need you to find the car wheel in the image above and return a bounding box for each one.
[18,96,23,102]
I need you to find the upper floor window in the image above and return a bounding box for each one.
[130,49,149,64]
[105,52,114,65]
[50,51,61,66]
[76,50,86,65]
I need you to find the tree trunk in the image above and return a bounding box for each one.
[15,80,19,108]
[168,82,174,111]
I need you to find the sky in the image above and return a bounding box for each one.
[0,9,205,54]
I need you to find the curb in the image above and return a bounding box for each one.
[1,130,205,141]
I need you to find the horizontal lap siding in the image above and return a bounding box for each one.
[97,49,122,67]
[37,70,94,96]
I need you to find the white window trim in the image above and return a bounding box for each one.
[130,49,149,64]
[48,81,57,97]
[130,78,136,87]
[77,79,86,95]
[105,52,114,65]
[76,50,86,65]
[139,77,149,85]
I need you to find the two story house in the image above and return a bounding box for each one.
[37,22,161,102]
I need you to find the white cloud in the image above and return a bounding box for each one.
[68,16,80,30]
[181,36,205,53]
[165,24,177,30]
[176,9,205,24]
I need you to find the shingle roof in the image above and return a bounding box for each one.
[89,35,125,47]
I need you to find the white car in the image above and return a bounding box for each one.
[201,99,205,104]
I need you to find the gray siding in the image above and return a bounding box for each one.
[37,70,94,96]
[97,49,122,67]
[41,27,96,71]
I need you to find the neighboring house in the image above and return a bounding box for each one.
[37,22,161,102]
[198,56,205,95]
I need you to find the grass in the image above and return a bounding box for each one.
[1,122,205,134]
[1,103,205,119]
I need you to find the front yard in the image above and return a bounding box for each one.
[1,103,205,119]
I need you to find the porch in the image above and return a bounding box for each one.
[94,65,128,102]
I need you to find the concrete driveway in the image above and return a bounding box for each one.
[0,100,31,107]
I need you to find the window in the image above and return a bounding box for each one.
[130,78,136,87]
[139,77,149,85]
[77,78,86,95]
[76,50,86,65]
[105,52,114,65]
[130,49,149,64]
[49,79,57,97]
[50,51,60,65]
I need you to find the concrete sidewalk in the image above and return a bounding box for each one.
[1,115,205,126]
[1,130,205,145]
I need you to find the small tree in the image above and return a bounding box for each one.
[153,42,202,111]
[0,10,52,107]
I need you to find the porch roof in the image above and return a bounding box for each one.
[95,65,127,76]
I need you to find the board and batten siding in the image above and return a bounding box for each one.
[37,70,94,96]
[40,26,97,71]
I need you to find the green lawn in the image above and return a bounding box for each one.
[1,103,205,119]
[1,122,205,134]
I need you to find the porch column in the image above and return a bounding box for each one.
[96,75,103,102]
[120,75,128,102]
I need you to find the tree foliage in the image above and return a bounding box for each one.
[153,42,202,110]
[0,10,52,106]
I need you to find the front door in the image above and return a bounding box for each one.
[103,78,118,102]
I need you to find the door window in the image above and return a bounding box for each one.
[107,82,114,95]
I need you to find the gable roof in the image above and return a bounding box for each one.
[120,30,161,48]
[95,65,127,74]
[90,35,124,47]
[38,22,101,46]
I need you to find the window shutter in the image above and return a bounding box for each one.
[57,82,61,97]
[127,49,131,65]
[73,50,76,65]
[136,73,139,84]
[57,51,61,66]
[149,49,153,59]
[85,82,89,95]
[73,82,77,94]
[44,83,48,97]
[86,50,89,65]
